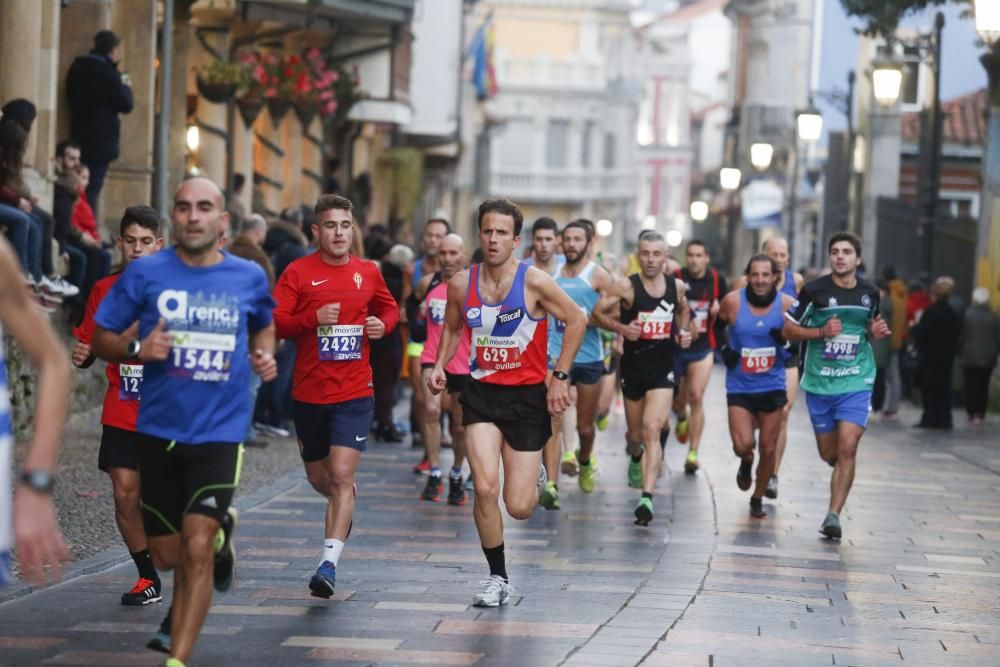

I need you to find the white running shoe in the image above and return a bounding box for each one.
[53,276,80,297]
[473,575,512,607]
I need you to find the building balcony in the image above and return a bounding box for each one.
[489,167,637,203]
[496,56,607,92]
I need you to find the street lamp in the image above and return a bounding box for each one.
[186,125,200,152]
[642,214,657,230]
[720,167,742,191]
[750,143,774,170]
[666,230,683,248]
[871,58,904,107]
[796,102,823,143]
[690,201,709,222]
[596,219,613,237]
[976,0,1000,45]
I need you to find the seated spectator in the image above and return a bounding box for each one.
[71,165,101,244]
[51,168,89,303]
[65,164,110,309]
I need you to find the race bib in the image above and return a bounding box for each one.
[428,298,446,325]
[476,336,522,370]
[638,309,673,340]
[118,364,143,401]
[741,347,776,374]
[317,325,364,361]
[168,331,235,382]
[693,306,710,333]
[822,334,860,362]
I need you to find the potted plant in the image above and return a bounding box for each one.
[195,60,247,104]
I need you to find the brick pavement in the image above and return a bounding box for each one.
[1,368,998,666]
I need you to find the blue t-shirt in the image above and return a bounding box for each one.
[95,248,275,444]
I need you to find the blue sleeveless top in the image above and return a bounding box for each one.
[780,269,797,298]
[549,261,603,365]
[725,290,787,394]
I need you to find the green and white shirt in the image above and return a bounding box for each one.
[786,274,880,395]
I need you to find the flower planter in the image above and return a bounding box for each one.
[196,77,236,104]
[267,98,292,125]
[236,97,264,127]
[294,102,318,129]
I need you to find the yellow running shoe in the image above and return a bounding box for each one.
[538,480,560,510]
[596,413,610,431]
[560,450,579,477]
[684,449,699,474]
[675,416,689,444]
[578,453,597,493]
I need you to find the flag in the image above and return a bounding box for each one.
[469,15,498,100]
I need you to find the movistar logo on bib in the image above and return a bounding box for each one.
[156,289,239,382]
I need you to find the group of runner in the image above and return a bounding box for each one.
[2,180,891,666]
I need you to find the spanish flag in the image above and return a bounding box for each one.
[469,14,498,100]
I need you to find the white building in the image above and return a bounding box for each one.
[476,0,642,253]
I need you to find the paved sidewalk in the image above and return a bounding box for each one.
[1,368,998,666]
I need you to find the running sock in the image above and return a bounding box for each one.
[321,539,345,567]
[130,549,158,582]
[642,492,653,500]
[429,467,442,477]
[578,456,591,467]
[483,543,507,581]
[630,454,642,463]
[450,466,462,478]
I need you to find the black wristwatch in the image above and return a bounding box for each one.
[126,339,141,360]
[552,370,569,382]
[20,470,55,494]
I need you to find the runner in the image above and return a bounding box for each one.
[593,231,691,525]
[0,236,71,590]
[273,194,398,598]
[538,220,615,510]
[403,218,449,459]
[427,198,584,607]
[72,205,165,605]
[415,233,470,504]
[782,232,890,539]
[733,236,803,499]
[92,177,277,667]
[671,240,727,473]
[718,254,794,518]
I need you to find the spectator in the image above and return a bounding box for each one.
[66,30,134,209]
[66,165,111,307]
[881,266,907,418]
[0,120,43,285]
[871,280,894,416]
[325,158,342,195]
[1,102,78,302]
[264,208,310,278]
[51,168,88,303]
[959,288,1000,424]
[225,172,247,231]
[369,238,410,441]
[911,277,961,429]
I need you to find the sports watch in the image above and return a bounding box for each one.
[20,470,55,494]
[552,370,569,381]
[126,339,141,360]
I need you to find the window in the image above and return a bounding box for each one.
[900,45,921,107]
[496,119,534,168]
[581,121,595,167]
[603,132,616,169]
[546,119,570,168]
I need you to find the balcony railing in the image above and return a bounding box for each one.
[489,168,638,203]
[496,56,607,91]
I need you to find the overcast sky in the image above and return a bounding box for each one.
[818,0,988,136]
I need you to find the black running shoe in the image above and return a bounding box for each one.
[146,606,172,653]
[421,474,443,501]
[736,458,753,491]
[214,507,238,592]
[820,512,842,539]
[447,475,466,506]
[749,497,766,519]
[121,576,162,606]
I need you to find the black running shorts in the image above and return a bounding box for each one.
[620,370,677,402]
[445,371,469,395]
[460,379,551,452]
[727,390,788,414]
[135,434,242,536]
[98,425,140,472]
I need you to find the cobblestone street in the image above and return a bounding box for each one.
[1,368,998,666]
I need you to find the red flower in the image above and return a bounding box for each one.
[283,66,293,77]
[288,54,301,65]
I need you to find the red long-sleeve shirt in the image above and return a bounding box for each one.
[274,253,399,404]
[73,273,141,431]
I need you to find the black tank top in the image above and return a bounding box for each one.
[620,274,679,377]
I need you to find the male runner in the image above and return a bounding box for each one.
[734,236,803,499]
[427,198,584,606]
[92,178,277,667]
[672,240,726,473]
[523,217,563,272]
[0,237,71,590]
[403,218,449,456]
[593,232,691,525]
[273,194,398,598]
[72,205,165,605]
[782,232,890,539]
[415,233,469,504]
[718,254,794,518]
[538,220,615,509]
